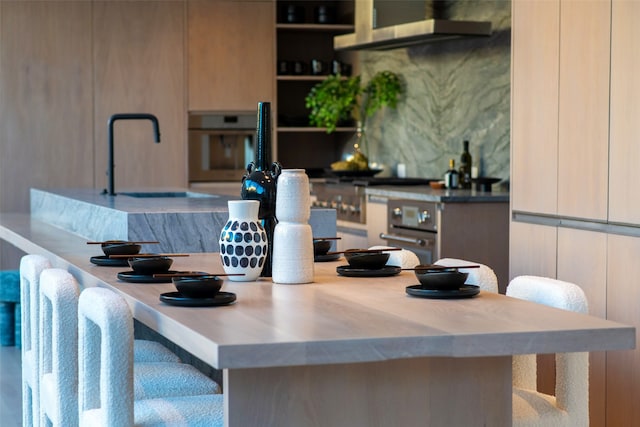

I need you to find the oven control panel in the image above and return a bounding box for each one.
[388,200,437,232]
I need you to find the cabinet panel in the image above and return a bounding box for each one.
[508,221,557,281]
[557,227,607,427]
[557,0,610,220]
[188,0,275,112]
[93,1,186,191]
[609,0,640,225]
[510,0,559,215]
[607,234,640,427]
[0,1,93,212]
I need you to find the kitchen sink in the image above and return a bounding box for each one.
[119,191,217,198]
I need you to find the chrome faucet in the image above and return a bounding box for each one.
[105,113,161,196]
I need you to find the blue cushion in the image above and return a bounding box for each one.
[0,270,20,302]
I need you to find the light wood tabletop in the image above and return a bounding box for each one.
[1,213,635,426]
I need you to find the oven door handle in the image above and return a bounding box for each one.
[379,233,427,247]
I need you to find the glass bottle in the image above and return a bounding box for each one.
[459,140,472,189]
[241,101,282,277]
[444,159,459,189]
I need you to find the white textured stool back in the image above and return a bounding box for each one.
[507,275,590,427]
[368,246,420,268]
[78,287,224,427]
[434,258,499,293]
[20,254,52,427]
[39,268,80,427]
[78,287,134,427]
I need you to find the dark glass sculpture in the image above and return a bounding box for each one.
[241,102,281,277]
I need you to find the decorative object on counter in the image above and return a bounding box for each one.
[305,71,403,172]
[444,159,459,189]
[241,101,282,277]
[219,200,268,282]
[472,177,501,192]
[459,140,473,189]
[272,169,314,284]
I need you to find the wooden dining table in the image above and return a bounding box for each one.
[1,213,635,426]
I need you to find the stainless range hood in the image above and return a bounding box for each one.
[334,1,492,51]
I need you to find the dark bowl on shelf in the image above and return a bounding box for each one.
[414,266,468,290]
[101,240,141,257]
[172,276,223,299]
[128,256,173,275]
[472,177,502,192]
[313,239,332,256]
[344,249,390,270]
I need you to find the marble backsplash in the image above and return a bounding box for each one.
[354,0,511,184]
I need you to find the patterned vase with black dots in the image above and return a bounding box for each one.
[219,200,267,281]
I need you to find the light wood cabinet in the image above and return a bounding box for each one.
[0,1,93,213]
[557,0,610,221]
[508,221,557,279]
[510,0,559,215]
[609,0,640,225]
[187,0,275,112]
[606,234,640,427]
[557,227,607,427]
[93,1,187,191]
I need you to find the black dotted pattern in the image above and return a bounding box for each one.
[219,220,267,269]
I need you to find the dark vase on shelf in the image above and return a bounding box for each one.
[241,101,282,277]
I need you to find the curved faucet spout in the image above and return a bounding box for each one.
[106,113,161,196]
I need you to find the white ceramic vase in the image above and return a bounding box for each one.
[219,200,267,282]
[272,169,314,284]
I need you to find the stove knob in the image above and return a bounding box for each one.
[392,207,402,218]
[418,210,431,224]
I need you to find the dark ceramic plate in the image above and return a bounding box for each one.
[336,265,401,277]
[405,284,480,299]
[117,270,185,284]
[159,291,237,307]
[324,168,383,178]
[90,255,129,267]
[314,253,342,262]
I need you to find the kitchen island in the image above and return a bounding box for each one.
[1,213,634,426]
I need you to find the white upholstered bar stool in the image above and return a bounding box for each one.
[39,270,221,427]
[506,275,590,427]
[20,254,52,427]
[78,287,224,427]
[434,258,499,293]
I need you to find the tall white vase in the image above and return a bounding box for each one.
[219,200,267,281]
[272,169,314,284]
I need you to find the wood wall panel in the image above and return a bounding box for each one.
[510,0,559,215]
[557,227,607,427]
[188,0,275,112]
[0,1,93,213]
[557,0,610,220]
[508,221,557,281]
[92,1,186,192]
[609,0,640,225]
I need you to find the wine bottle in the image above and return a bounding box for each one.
[459,140,472,189]
[444,159,459,189]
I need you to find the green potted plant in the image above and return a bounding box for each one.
[305,70,403,170]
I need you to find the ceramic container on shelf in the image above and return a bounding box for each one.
[272,169,314,284]
[219,200,267,282]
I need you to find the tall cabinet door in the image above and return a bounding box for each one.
[511,0,559,215]
[609,0,640,224]
[557,228,608,427]
[188,0,275,112]
[557,0,610,220]
[93,1,186,191]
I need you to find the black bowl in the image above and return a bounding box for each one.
[101,240,141,257]
[172,276,223,298]
[128,256,173,275]
[414,266,468,290]
[344,249,390,270]
[313,240,332,256]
